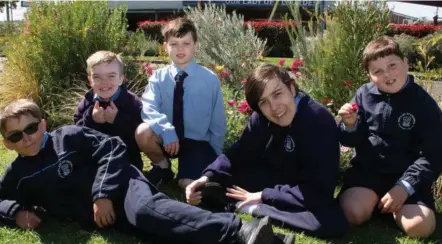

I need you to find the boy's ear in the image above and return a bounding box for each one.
[87,76,92,85]
[41,119,47,132]
[163,42,167,51]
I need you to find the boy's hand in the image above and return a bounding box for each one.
[338,103,358,128]
[104,101,118,124]
[226,186,262,209]
[93,198,116,228]
[15,210,41,230]
[164,141,180,156]
[378,185,409,213]
[185,176,209,205]
[92,101,106,124]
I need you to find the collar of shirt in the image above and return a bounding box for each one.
[40,132,49,149]
[170,59,198,79]
[93,86,121,102]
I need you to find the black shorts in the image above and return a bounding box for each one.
[340,166,435,211]
[162,138,217,180]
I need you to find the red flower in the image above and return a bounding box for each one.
[351,103,359,112]
[216,20,221,25]
[344,80,352,87]
[291,59,304,73]
[277,59,286,66]
[227,100,237,107]
[241,79,247,84]
[143,62,153,75]
[220,71,230,78]
[321,98,333,105]
[237,100,252,114]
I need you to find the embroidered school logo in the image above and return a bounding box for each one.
[284,135,295,152]
[58,160,73,178]
[398,112,416,130]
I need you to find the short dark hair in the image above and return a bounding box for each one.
[0,99,42,136]
[162,17,198,42]
[245,64,298,113]
[363,36,405,71]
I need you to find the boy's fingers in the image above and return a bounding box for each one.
[110,101,117,109]
[94,101,100,109]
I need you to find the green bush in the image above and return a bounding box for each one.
[125,29,158,57]
[286,0,390,114]
[0,1,146,129]
[222,86,251,149]
[393,33,419,67]
[185,4,266,91]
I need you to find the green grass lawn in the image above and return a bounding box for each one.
[0,146,441,244]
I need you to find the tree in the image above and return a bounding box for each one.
[0,1,18,13]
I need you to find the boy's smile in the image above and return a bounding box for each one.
[88,61,124,101]
[367,55,409,94]
[258,78,297,127]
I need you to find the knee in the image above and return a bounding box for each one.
[135,123,157,146]
[397,212,436,238]
[340,199,372,226]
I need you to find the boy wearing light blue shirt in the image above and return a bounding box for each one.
[136,17,226,189]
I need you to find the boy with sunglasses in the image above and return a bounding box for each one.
[0,99,275,244]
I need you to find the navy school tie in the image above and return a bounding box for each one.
[173,71,188,141]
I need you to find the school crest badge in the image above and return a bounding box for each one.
[398,112,416,130]
[284,135,295,152]
[58,160,73,178]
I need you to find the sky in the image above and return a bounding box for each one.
[0,1,440,22]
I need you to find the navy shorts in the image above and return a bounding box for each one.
[340,165,436,211]
[165,138,217,180]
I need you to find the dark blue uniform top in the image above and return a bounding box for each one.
[340,75,442,192]
[0,126,131,227]
[74,86,143,169]
[203,93,340,212]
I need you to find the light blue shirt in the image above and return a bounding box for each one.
[141,59,226,155]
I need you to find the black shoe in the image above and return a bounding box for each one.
[196,182,232,205]
[272,233,295,244]
[196,182,237,212]
[145,165,174,188]
[238,216,274,244]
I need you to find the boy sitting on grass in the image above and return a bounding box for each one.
[338,36,442,238]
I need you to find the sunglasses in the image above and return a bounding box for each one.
[6,121,41,143]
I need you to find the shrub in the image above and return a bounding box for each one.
[392,33,419,66]
[0,1,143,129]
[285,0,390,114]
[184,4,266,91]
[125,29,158,57]
[222,86,251,149]
[138,19,292,58]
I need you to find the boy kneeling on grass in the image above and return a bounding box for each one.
[338,36,442,238]
[0,99,279,244]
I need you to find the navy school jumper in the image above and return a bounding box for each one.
[74,86,144,170]
[0,126,242,244]
[340,75,442,193]
[203,93,348,237]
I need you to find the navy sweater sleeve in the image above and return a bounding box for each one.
[400,93,442,190]
[203,112,270,183]
[261,106,340,211]
[77,127,128,202]
[0,165,23,224]
[339,89,369,147]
